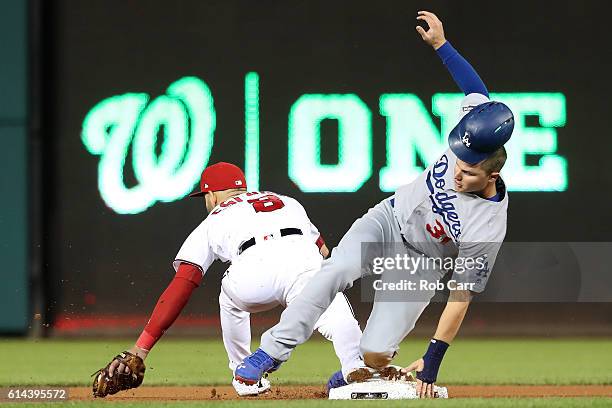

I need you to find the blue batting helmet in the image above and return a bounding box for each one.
[448,101,514,164]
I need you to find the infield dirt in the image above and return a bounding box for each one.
[70,385,612,401]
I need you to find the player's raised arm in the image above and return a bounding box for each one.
[416,10,489,98]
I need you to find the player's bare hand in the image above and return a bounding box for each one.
[108,346,149,377]
[416,11,446,50]
[401,358,435,398]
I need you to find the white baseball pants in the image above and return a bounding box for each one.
[219,235,363,378]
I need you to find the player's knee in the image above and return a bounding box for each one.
[360,335,396,368]
[362,351,394,369]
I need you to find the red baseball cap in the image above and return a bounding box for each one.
[189,162,247,197]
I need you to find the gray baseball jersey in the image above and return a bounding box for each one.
[394,92,507,292]
[394,147,507,292]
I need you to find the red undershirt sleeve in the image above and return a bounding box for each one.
[135,263,203,351]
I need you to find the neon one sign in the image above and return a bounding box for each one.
[82,73,567,214]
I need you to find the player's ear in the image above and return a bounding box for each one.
[204,191,214,206]
[488,172,500,183]
[209,191,218,205]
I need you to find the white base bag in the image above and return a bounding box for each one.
[328,378,448,400]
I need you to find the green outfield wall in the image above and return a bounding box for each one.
[0,0,28,333]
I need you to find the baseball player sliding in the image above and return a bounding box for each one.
[235,11,514,398]
[92,162,363,397]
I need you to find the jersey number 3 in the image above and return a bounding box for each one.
[247,194,285,213]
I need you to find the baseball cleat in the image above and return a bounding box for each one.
[326,370,348,392]
[232,376,271,396]
[234,348,281,385]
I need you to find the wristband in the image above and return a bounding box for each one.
[416,338,449,383]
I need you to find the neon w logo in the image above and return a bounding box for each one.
[81,77,215,214]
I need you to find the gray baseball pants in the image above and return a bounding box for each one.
[260,198,444,365]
